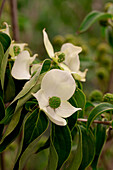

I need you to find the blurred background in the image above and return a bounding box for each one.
[0,0,113,169]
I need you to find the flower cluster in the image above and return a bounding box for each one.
[0,23,88,126]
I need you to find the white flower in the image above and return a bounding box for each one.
[11,50,37,80]
[43,29,88,82]
[9,42,28,59]
[33,69,81,126]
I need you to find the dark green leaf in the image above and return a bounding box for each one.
[92,122,106,169]
[0,97,5,138]
[79,125,95,169]
[47,136,58,170]
[14,109,49,170]
[0,109,26,152]
[68,96,78,130]
[106,26,113,47]
[40,59,51,74]
[51,124,72,169]
[87,103,113,129]
[0,32,11,52]
[0,48,10,89]
[0,101,17,124]
[0,42,4,70]
[79,11,113,33]
[69,126,82,170]
[74,88,86,117]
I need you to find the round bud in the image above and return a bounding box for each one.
[89,90,103,102]
[103,93,113,104]
[49,96,61,109]
[13,46,21,56]
[58,53,65,63]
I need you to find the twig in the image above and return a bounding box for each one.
[0,152,5,170]
[9,0,19,41]
[0,0,6,18]
[77,118,111,125]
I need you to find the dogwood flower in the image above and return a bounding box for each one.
[33,69,81,126]
[11,50,37,80]
[43,29,88,82]
[0,22,27,59]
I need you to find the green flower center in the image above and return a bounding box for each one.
[58,53,65,63]
[13,46,21,56]
[49,96,61,109]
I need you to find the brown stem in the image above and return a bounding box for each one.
[0,152,5,170]
[77,118,111,125]
[0,0,6,18]
[9,0,19,41]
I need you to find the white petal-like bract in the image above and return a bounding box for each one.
[56,101,81,118]
[11,50,36,80]
[41,69,76,100]
[43,29,54,58]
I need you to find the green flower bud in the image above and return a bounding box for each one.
[53,35,65,46]
[97,43,110,54]
[103,93,113,104]
[49,96,61,109]
[89,90,103,102]
[58,53,65,63]
[13,46,21,56]
[96,67,109,81]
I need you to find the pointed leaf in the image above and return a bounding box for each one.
[0,32,11,52]
[14,109,49,170]
[0,42,4,71]
[92,122,106,169]
[0,48,10,89]
[79,125,95,169]
[47,137,58,170]
[69,126,82,170]
[0,97,5,138]
[40,59,51,74]
[87,103,113,129]
[79,11,113,33]
[0,110,25,152]
[51,124,72,169]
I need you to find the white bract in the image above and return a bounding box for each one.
[11,50,37,80]
[33,69,81,126]
[0,22,10,36]
[43,29,88,82]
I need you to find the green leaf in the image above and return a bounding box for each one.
[79,11,113,33]
[92,122,106,169]
[0,42,4,71]
[0,110,25,152]
[87,103,113,129]
[68,96,78,130]
[69,126,82,170]
[47,137,58,170]
[79,125,95,169]
[40,59,51,74]
[14,109,49,170]
[0,97,5,138]
[12,68,41,103]
[0,48,10,89]
[0,101,17,124]
[0,107,23,143]
[4,67,15,102]
[51,124,72,169]
[74,88,86,117]
[106,26,113,47]
[0,32,11,52]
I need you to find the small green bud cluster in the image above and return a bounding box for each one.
[49,96,61,109]
[13,46,21,56]
[96,67,109,81]
[89,90,103,102]
[103,93,113,104]
[58,53,65,63]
